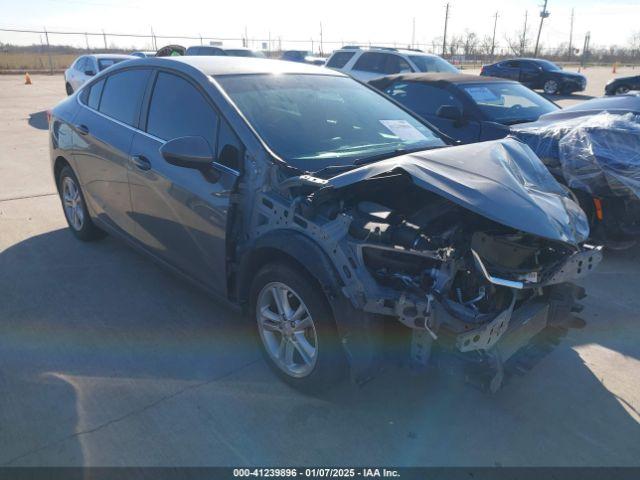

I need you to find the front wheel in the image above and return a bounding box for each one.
[543,79,560,95]
[250,263,347,392]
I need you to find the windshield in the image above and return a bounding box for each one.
[461,82,558,124]
[98,58,126,71]
[216,74,445,171]
[409,55,458,73]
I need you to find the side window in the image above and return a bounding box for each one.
[75,57,86,72]
[87,78,105,109]
[505,60,521,68]
[99,69,150,126]
[326,51,355,68]
[385,55,413,74]
[384,82,462,116]
[146,72,219,143]
[216,120,244,171]
[353,52,386,73]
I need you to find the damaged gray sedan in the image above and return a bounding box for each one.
[49,57,602,392]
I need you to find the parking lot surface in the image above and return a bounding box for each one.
[1,71,639,467]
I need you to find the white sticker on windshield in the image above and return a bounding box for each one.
[465,86,500,103]
[380,120,427,141]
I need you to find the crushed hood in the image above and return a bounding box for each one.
[323,138,589,245]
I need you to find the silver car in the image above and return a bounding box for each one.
[64,54,136,95]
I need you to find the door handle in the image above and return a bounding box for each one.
[130,154,151,171]
[75,124,89,135]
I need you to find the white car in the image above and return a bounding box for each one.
[325,46,458,82]
[64,54,136,95]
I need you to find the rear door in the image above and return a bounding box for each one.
[128,70,241,293]
[519,61,541,87]
[499,60,521,81]
[72,68,151,237]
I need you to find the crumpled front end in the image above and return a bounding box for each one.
[250,138,602,391]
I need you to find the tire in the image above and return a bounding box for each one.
[65,82,74,96]
[543,79,559,95]
[615,85,630,95]
[249,262,347,393]
[58,165,106,241]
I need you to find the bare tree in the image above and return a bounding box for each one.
[462,30,479,56]
[448,35,463,57]
[630,31,640,59]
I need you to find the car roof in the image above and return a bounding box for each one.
[122,56,345,76]
[369,72,516,88]
[334,47,435,56]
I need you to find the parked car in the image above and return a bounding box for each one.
[186,45,266,58]
[130,51,156,58]
[64,54,135,95]
[480,58,586,95]
[326,46,458,82]
[156,44,186,57]
[279,50,325,65]
[49,56,600,392]
[511,94,640,247]
[605,74,640,95]
[370,73,559,143]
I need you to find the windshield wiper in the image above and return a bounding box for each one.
[353,145,439,165]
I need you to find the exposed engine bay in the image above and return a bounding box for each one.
[247,139,603,391]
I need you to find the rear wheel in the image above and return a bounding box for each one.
[65,82,74,95]
[58,165,105,241]
[250,263,347,392]
[543,79,559,95]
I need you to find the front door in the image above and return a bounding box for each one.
[127,71,241,294]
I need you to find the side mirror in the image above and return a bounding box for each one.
[437,105,463,121]
[160,136,214,170]
[84,69,96,76]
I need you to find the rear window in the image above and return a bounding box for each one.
[326,51,356,69]
[353,52,387,73]
[99,69,150,126]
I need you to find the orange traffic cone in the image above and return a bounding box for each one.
[25,73,32,85]
[612,62,617,73]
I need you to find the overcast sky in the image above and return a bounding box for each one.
[1,0,638,52]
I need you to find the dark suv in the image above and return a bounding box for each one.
[481,58,586,95]
[49,56,600,392]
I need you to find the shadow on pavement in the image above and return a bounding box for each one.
[0,227,639,466]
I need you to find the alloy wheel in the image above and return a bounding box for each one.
[544,80,559,95]
[256,282,318,378]
[62,176,84,231]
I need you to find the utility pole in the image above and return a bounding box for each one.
[411,17,416,49]
[150,26,157,51]
[442,2,450,57]
[568,8,574,60]
[490,11,498,60]
[521,11,528,56]
[102,30,107,51]
[533,0,550,58]
[43,26,53,75]
[320,22,324,55]
[581,31,590,67]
